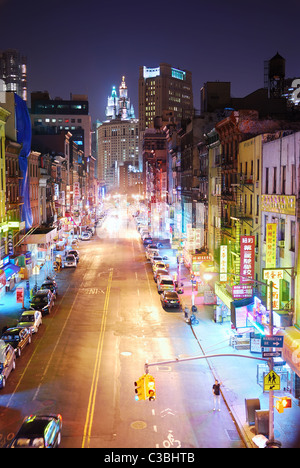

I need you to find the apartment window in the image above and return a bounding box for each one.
[291,220,295,251]
[256,194,259,216]
[273,167,277,194]
[265,167,269,193]
[264,215,268,241]
[292,164,296,194]
[279,218,285,241]
[257,158,260,181]
[282,165,286,194]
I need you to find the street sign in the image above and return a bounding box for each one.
[264,370,281,391]
[261,336,284,349]
[262,351,282,359]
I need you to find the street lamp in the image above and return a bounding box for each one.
[208,271,277,444]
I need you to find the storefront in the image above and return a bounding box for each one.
[183,250,214,278]
[0,255,21,292]
[214,282,232,323]
[278,326,300,398]
[0,269,6,296]
[215,281,299,396]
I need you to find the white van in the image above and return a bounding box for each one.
[157,275,175,294]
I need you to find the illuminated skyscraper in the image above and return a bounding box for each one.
[0,49,27,101]
[138,63,193,133]
[98,77,139,189]
[105,76,135,120]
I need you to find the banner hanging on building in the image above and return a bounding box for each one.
[220,245,227,282]
[266,223,277,268]
[240,236,255,283]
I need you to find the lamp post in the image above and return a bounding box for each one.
[205,271,276,444]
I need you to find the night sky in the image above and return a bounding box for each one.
[0,0,300,123]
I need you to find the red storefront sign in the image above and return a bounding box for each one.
[240,236,255,283]
[16,287,24,306]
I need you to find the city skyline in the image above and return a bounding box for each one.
[0,0,299,123]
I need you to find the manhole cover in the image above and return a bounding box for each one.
[130,421,147,430]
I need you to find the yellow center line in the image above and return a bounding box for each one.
[81,269,113,448]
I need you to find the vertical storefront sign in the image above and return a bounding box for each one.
[263,269,283,311]
[16,287,24,307]
[266,223,277,268]
[220,245,227,282]
[240,236,255,283]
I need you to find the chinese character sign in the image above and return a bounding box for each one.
[220,245,227,282]
[240,236,255,283]
[263,269,283,311]
[266,223,277,268]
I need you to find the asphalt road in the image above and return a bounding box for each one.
[0,209,244,449]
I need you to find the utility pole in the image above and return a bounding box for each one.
[268,280,275,444]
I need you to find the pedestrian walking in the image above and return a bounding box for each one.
[212,379,221,411]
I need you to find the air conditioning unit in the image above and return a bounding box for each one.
[278,240,285,248]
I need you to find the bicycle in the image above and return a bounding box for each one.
[163,430,181,448]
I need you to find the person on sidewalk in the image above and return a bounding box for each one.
[212,379,221,411]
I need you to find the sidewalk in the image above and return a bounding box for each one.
[0,258,57,333]
[161,243,300,449]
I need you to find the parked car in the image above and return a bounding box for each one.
[40,279,58,298]
[8,414,63,448]
[146,243,159,253]
[81,231,91,241]
[17,310,42,334]
[30,290,54,315]
[143,237,153,246]
[64,253,77,268]
[160,291,181,309]
[157,275,175,294]
[0,343,16,388]
[152,261,168,274]
[1,327,31,357]
[140,229,150,237]
[150,255,166,266]
[86,226,95,236]
[154,268,169,282]
[68,249,79,263]
[147,249,159,260]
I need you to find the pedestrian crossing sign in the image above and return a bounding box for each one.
[264,370,281,391]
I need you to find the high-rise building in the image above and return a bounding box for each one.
[138,63,194,133]
[30,91,91,160]
[106,76,135,120]
[97,77,139,190]
[0,49,27,101]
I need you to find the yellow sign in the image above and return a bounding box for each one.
[262,195,296,215]
[265,223,277,268]
[264,370,281,391]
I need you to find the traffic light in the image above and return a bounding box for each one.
[275,396,292,413]
[134,376,146,401]
[145,374,156,401]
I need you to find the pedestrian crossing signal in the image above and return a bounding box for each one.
[275,396,292,413]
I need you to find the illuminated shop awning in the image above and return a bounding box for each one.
[279,327,300,377]
[2,263,21,280]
